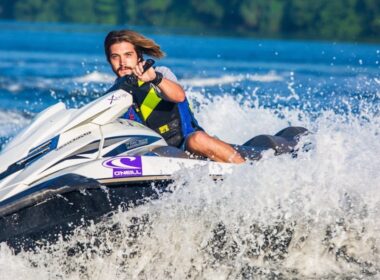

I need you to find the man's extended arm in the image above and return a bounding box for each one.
[133,62,185,103]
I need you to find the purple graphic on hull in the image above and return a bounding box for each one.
[103,156,143,178]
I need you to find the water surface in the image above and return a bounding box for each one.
[0,21,379,279]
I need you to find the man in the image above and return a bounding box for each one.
[104,30,244,163]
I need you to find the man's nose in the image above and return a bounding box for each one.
[120,57,127,66]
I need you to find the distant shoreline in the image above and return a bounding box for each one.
[1,19,379,45]
[1,0,379,44]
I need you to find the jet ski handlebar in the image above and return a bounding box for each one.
[143,59,155,72]
[123,59,155,86]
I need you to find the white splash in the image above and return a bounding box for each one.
[1,94,379,279]
[187,89,302,144]
[181,72,283,87]
[0,110,29,138]
[4,84,22,93]
[73,71,114,84]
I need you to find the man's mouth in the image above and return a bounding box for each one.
[118,67,132,76]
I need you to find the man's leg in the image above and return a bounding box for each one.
[186,131,245,163]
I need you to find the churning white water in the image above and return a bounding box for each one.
[0,90,379,279]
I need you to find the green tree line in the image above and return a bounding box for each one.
[0,0,379,41]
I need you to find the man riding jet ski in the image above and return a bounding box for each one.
[0,32,308,251]
[104,30,245,163]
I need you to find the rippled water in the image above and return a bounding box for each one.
[0,21,379,279]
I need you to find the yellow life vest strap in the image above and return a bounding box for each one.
[137,81,162,121]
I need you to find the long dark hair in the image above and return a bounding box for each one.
[104,30,165,62]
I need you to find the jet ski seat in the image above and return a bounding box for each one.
[241,126,308,155]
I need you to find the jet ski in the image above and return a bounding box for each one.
[0,60,308,251]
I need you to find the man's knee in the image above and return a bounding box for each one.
[187,131,210,149]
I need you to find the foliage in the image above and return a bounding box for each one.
[0,0,379,41]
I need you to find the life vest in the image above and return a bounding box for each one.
[109,78,201,147]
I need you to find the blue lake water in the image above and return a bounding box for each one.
[0,21,379,279]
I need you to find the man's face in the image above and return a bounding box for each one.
[108,41,139,77]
